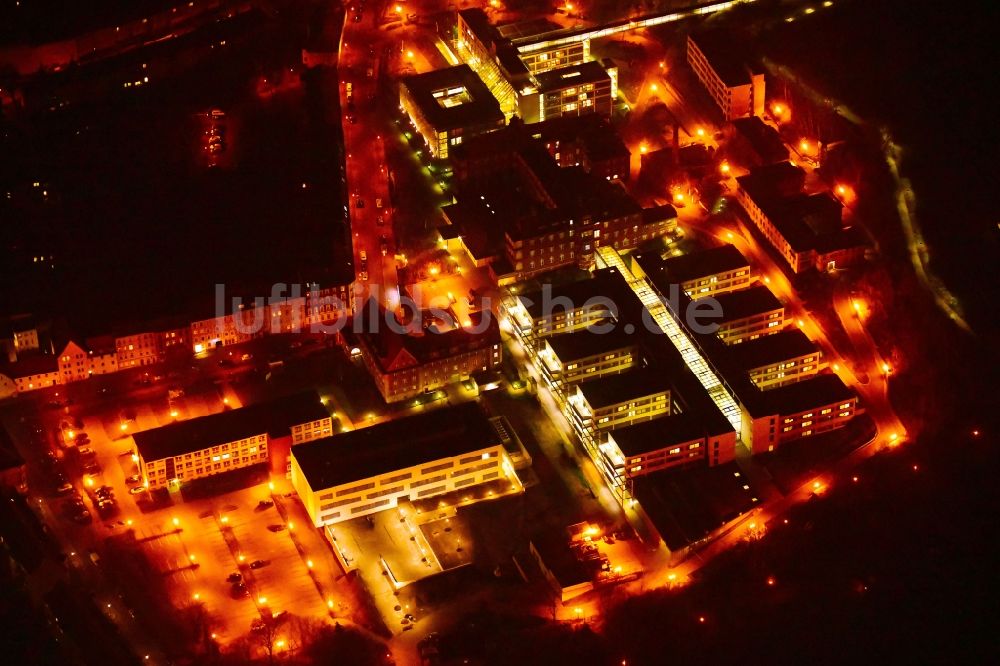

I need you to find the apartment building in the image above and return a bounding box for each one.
[291,403,517,527]
[357,307,502,403]
[727,116,789,167]
[567,369,672,434]
[538,327,639,388]
[399,65,505,159]
[686,32,764,120]
[3,355,60,395]
[600,413,734,493]
[525,61,613,123]
[739,374,861,453]
[726,329,823,390]
[530,114,631,181]
[736,163,867,274]
[649,244,752,298]
[0,315,43,362]
[134,391,331,490]
[695,286,784,345]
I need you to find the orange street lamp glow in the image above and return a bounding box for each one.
[258,596,267,605]
[394,4,402,12]
[172,517,180,526]
[773,103,784,115]
[837,184,847,195]
[799,139,810,152]
[882,363,891,373]
[767,577,776,586]
[307,559,314,569]
[406,50,414,60]
[639,143,648,154]
[673,192,685,202]
[170,410,179,417]
[696,127,705,137]
[720,162,730,174]
[192,593,200,601]
[327,599,334,609]
[120,422,128,431]
[650,83,658,92]
[188,554,197,562]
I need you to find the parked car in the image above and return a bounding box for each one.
[77,446,95,457]
[249,559,268,569]
[226,572,243,583]
[129,485,147,495]
[56,482,74,495]
[125,474,142,484]
[257,499,274,509]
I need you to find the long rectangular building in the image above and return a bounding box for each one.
[696,286,784,345]
[356,306,502,403]
[539,327,639,388]
[134,391,331,489]
[736,163,867,274]
[686,32,764,120]
[726,328,823,390]
[654,244,752,298]
[290,403,516,527]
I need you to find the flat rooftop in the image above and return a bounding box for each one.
[731,117,789,164]
[291,402,499,491]
[695,285,783,323]
[656,244,749,284]
[726,328,820,370]
[610,413,707,458]
[688,31,758,87]
[134,390,328,462]
[634,461,760,550]
[546,326,637,363]
[577,368,670,409]
[759,373,855,415]
[535,61,611,92]
[518,267,629,319]
[400,65,504,132]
